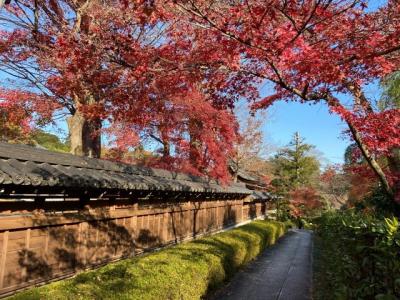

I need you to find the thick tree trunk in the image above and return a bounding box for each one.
[346,120,394,199]
[345,84,396,199]
[188,119,202,165]
[162,142,170,157]
[161,131,170,157]
[67,111,101,158]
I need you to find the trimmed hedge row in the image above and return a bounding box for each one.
[313,211,400,299]
[10,219,292,300]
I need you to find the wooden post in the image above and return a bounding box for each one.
[162,212,169,244]
[0,231,9,289]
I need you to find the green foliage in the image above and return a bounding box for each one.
[30,130,70,153]
[354,186,400,217]
[314,211,400,300]
[9,220,291,300]
[275,198,292,222]
[380,71,400,110]
[271,132,320,193]
[302,219,315,230]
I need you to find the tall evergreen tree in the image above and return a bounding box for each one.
[271,132,320,192]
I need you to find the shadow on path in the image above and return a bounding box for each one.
[210,229,313,300]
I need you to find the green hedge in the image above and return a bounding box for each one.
[314,211,400,300]
[10,219,292,300]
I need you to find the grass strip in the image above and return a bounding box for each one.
[10,219,292,300]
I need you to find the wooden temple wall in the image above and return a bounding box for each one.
[0,198,267,296]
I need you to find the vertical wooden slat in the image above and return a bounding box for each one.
[204,208,208,230]
[174,210,179,241]
[149,214,154,236]
[83,222,89,266]
[148,215,154,247]
[130,216,137,240]
[162,213,169,243]
[77,222,84,264]
[144,215,149,238]
[208,207,211,229]
[156,214,161,240]
[25,228,31,249]
[120,218,127,255]
[58,224,66,271]
[241,202,244,222]
[199,208,204,232]
[168,212,174,242]
[186,210,192,236]
[145,215,151,247]
[21,229,31,281]
[0,231,9,289]
[93,225,99,263]
[213,205,217,229]
[129,217,136,255]
[44,227,49,254]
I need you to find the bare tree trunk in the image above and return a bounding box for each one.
[67,111,101,158]
[345,83,395,199]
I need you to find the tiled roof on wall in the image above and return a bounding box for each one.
[0,142,251,195]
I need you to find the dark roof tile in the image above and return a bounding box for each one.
[0,142,251,195]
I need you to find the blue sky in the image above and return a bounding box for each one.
[258,100,349,166]
[236,82,354,167]
[368,0,387,10]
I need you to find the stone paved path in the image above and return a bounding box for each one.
[211,229,313,300]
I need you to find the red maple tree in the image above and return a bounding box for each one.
[172,0,400,198]
[1,0,399,189]
[289,187,324,218]
[0,0,248,180]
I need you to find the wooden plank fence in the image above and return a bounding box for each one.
[0,197,267,297]
[0,142,271,297]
